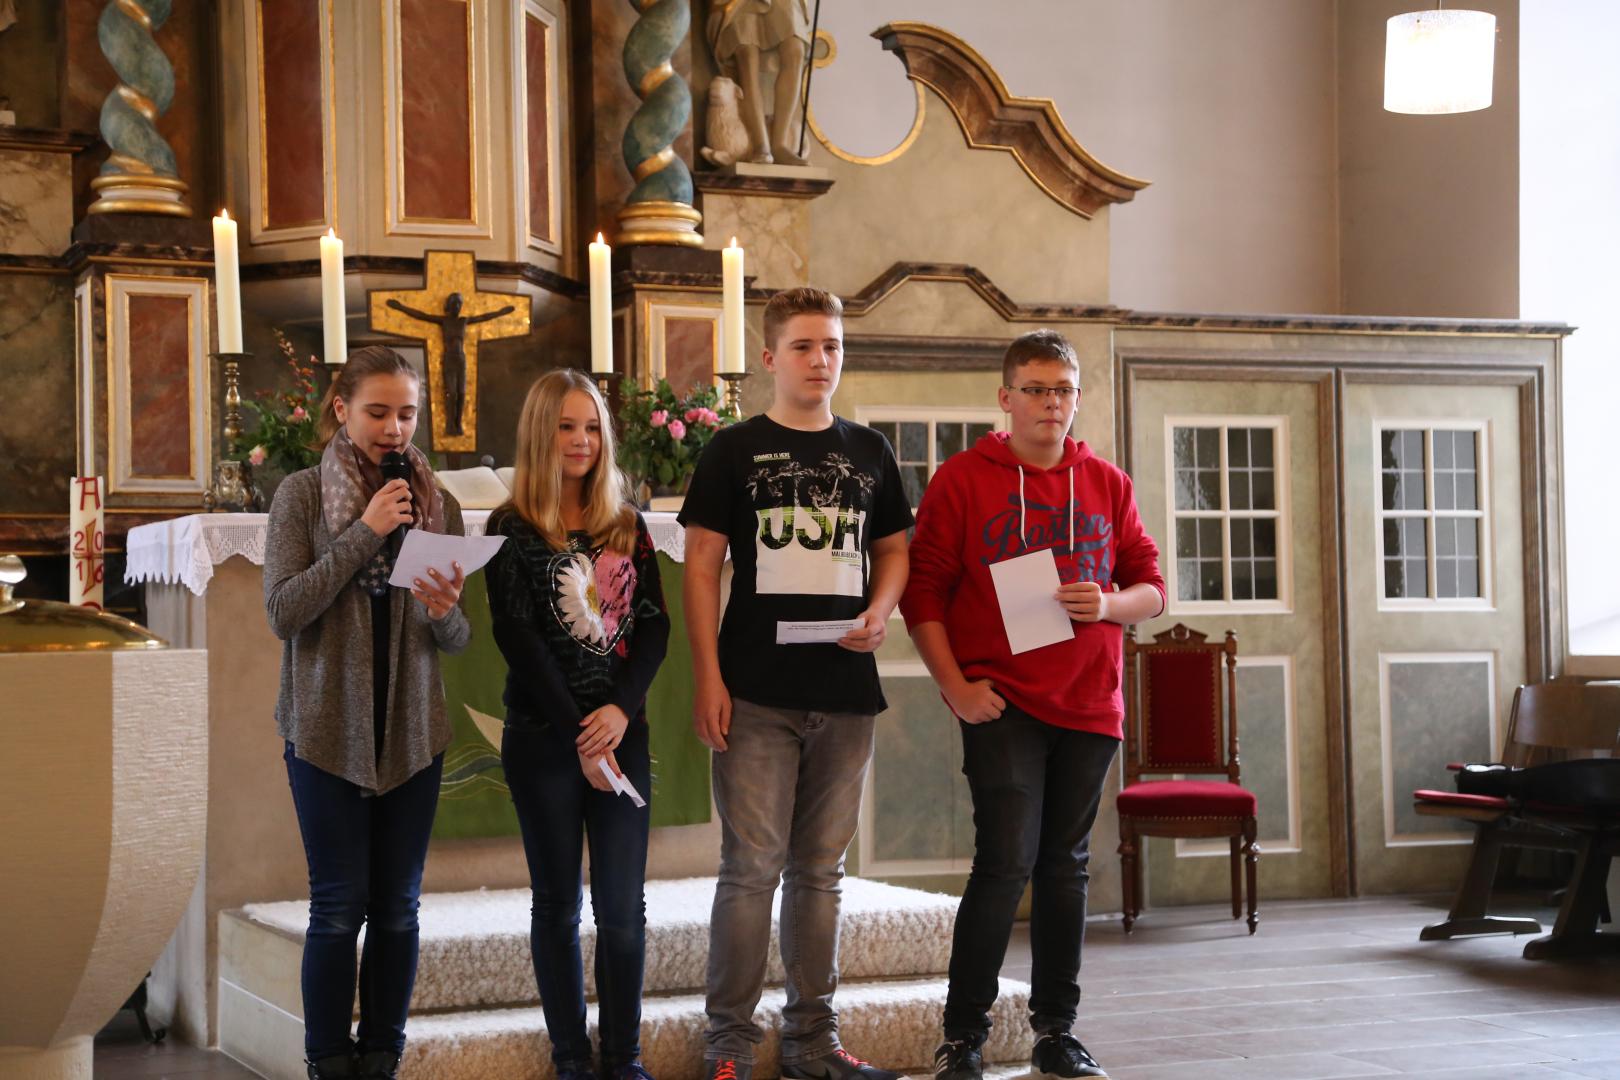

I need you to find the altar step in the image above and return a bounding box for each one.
[228,877,963,1011]
[221,977,1034,1080]
[218,877,1036,1080]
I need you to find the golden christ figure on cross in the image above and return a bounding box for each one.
[368,250,531,452]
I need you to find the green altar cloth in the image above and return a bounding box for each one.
[433,554,709,837]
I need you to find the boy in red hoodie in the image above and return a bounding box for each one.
[900,330,1166,1080]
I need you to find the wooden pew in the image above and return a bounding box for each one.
[1413,681,1620,957]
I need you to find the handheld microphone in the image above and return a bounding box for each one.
[380,450,413,560]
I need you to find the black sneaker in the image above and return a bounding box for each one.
[306,1054,357,1080]
[933,1039,984,1080]
[703,1058,752,1080]
[781,1048,902,1080]
[1032,1032,1107,1079]
[357,1050,401,1080]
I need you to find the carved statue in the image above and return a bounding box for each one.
[384,292,514,437]
[700,76,753,167]
[704,0,811,166]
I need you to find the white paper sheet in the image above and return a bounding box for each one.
[387,530,506,589]
[597,757,647,807]
[988,548,1074,655]
[775,618,864,644]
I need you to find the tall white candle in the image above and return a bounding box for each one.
[589,233,613,375]
[211,210,243,353]
[69,476,105,611]
[320,228,347,366]
[721,237,744,375]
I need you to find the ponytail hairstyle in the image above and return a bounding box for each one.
[506,369,638,553]
[313,345,420,449]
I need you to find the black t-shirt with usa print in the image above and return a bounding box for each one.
[679,414,914,715]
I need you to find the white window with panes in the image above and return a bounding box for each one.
[1164,416,1291,614]
[857,408,1004,508]
[1374,422,1492,610]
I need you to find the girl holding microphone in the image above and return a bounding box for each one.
[264,345,471,1080]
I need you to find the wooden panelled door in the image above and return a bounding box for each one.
[1339,378,1530,894]
[1129,372,1342,903]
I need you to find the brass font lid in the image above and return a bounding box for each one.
[0,555,167,652]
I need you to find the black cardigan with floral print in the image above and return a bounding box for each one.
[485,507,669,728]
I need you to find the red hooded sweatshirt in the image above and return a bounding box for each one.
[900,431,1166,738]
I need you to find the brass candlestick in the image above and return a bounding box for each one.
[203,351,263,512]
[219,351,245,448]
[719,370,750,416]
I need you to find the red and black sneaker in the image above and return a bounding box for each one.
[781,1048,901,1080]
[704,1058,750,1080]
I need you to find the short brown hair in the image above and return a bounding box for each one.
[1002,329,1080,386]
[763,286,843,352]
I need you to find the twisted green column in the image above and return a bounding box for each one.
[88,0,191,217]
[615,0,702,246]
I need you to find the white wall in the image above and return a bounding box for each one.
[1338,0,1520,318]
[1520,1,1620,658]
[811,0,1340,314]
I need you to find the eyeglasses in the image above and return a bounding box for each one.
[1004,385,1080,400]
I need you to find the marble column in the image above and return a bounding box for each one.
[615,0,703,246]
[87,0,191,217]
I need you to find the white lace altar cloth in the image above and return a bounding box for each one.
[125,511,687,596]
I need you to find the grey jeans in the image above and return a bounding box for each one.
[703,697,877,1065]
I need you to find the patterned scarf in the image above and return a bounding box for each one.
[319,428,446,597]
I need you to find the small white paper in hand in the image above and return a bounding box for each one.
[387,530,506,589]
[775,619,864,644]
[988,548,1074,655]
[596,756,647,808]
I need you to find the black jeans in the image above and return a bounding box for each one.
[942,704,1118,1043]
[503,715,651,1072]
[284,743,443,1062]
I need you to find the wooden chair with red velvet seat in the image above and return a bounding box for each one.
[1117,623,1257,934]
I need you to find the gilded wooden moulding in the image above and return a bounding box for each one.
[874,21,1149,219]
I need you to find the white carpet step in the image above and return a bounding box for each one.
[219,975,1034,1080]
[228,876,960,1014]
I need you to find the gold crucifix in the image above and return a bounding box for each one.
[368,250,531,452]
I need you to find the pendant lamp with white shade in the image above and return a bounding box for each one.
[1384,6,1497,114]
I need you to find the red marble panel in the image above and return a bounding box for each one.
[525,12,552,244]
[400,0,474,222]
[261,0,327,229]
[664,317,717,398]
[125,294,194,479]
[63,0,114,134]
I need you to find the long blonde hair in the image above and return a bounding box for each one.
[507,369,638,553]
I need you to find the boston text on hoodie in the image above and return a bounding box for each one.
[900,430,1166,738]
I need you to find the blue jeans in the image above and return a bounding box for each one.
[283,742,443,1062]
[704,698,876,1066]
[942,705,1118,1043]
[503,714,651,1072]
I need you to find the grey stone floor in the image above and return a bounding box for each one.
[93,894,1620,1079]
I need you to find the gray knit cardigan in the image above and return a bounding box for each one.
[264,467,472,794]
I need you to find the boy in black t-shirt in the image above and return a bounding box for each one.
[679,287,913,1080]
